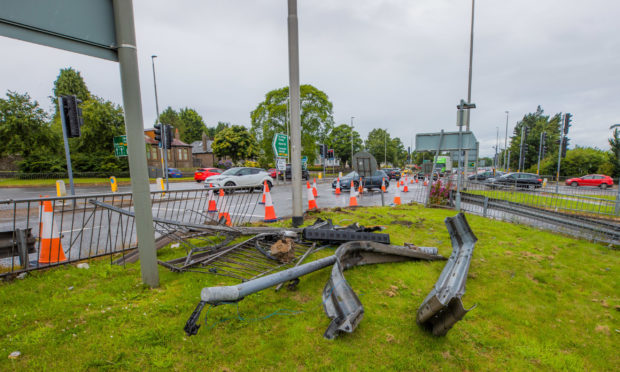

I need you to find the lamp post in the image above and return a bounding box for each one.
[384,130,387,166]
[504,111,509,169]
[151,55,168,190]
[611,124,620,215]
[350,116,355,169]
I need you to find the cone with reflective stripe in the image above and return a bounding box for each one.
[312,178,318,198]
[415,176,418,184]
[38,199,66,264]
[403,178,409,193]
[307,181,318,210]
[381,177,386,193]
[393,183,402,205]
[335,177,341,195]
[423,177,428,186]
[358,177,363,195]
[263,183,278,222]
[410,176,414,184]
[259,180,267,204]
[207,184,218,212]
[349,181,358,206]
[217,189,231,226]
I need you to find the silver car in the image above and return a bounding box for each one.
[205,167,273,191]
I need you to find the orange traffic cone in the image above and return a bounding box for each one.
[312,178,318,198]
[415,176,419,184]
[307,181,318,210]
[381,177,386,193]
[263,183,277,222]
[349,181,358,207]
[403,178,409,193]
[217,189,231,226]
[393,183,402,205]
[207,184,218,213]
[259,180,267,204]
[335,177,341,195]
[423,177,428,186]
[38,199,66,264]
[358,177,363,195]
[410,176,414,184]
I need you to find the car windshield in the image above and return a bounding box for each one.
[344,171,359,178]
[220,168,241,176]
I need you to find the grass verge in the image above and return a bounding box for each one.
[1,204,618,370]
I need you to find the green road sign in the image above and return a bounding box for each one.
[301,156,308,171]
[272,133,289,158]
[114,135,128,157]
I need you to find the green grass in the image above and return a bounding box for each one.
[467,189,617,217]
[0,177,195,188]
[1,204,618,371]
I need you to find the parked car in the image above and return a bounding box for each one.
[416,171,440,181]
[194,167,223,182]
[205,167,273,191]
[383,168,401,181]
[468,170,505,181]
[267,168,278,179]
[332,170,390,191]
[565,174,614,189]
[278,164,309,181]
[486,172,542,189]
[168,168,183,178]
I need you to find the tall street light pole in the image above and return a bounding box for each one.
[464,0,476,175]
[350,116,355,168]
[611,123,620,216]
[384,130,387,166]
[504,110,509,169]
[151,55,168,190]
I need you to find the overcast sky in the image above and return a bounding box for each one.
[1,0,619,157]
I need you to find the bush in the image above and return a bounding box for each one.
[217,159,234,169]
[429,179,454,206]
[18,152,65,173]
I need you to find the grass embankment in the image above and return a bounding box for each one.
[1,205,618,370]
[0,177,195,188]
[467,189,616,216]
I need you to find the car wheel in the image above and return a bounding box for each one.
[600,183,608,190]
[571,182,578,187]
[224,181,236,194]
[196,179,203,183]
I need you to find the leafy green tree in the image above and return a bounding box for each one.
[212,125,259,162]
[251,85,334,165]
[178,108,206,143]
[52,67,91,113]
[608,128,620,178]
[390,137,407,167]
[539,147,608,177]
[206,121,230,139]
[505,106,562,171]
[158,107,181,128]
[0,91,60,159]
[325,124,363,166]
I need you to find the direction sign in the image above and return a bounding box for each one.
[113,135,128,157]
[272,133,289,158]
[301,156,308,171]
[276,158,287,171]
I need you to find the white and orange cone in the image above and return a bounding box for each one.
[207,184,218,213]
[263,183,277,222]
[38,198,66,264]
[335,177,341,195]
[349,181,358,207]
[259,180,267,204]
[423,177,428,186]
[415,176,419,184]
[410,176,414,184]
[312,178,318,198]
[393,183,402,205]
[307,181,318,210]
[217,189,231,226]
[358,177,363,195]
[403,178,409,193]
[381,177,386,193]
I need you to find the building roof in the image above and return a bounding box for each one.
[144,134,191,147]
[191,139,213,154]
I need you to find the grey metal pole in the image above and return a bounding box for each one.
[467,0,475,107]
[537,131,543,175]
[287,0,303,227]
[58,96,75,196]
[495,126,499,170]
[609,124,620,215]
[507,150,511,172]
[350,116,354,169]
[113,0,159,287]
[504,111,509,169]
[427,130,444,207]
[384,130,387,165]
[151,55,167,189]
[518,126,524,172]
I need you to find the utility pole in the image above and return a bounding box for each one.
[384,130,387,166]
[287,0,303,227]
[495,126,499,170]
[518,126,524,172]
[350,116,355,168]
[504,111,509,169]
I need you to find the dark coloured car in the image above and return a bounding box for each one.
[383,168,401,181]
[279,164,309,181]
[565,174,614,189]
[486,172,542,189]
[468,171,505,181]
[332,170,389,191]
[168,168,183,178]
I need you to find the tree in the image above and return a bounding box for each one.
[212,125,259,162]
[365,129,405,166]
[608,128,620,178]
[0,91,60,159]
[505,106,562,171]
[325,124,363,166]
[539,147,608,177]
[158,107,181,128]
[178,108,207,143]
[206,121,230,139]
[251,85,334,165]
[390,137,407,167]
[51,67,91,113]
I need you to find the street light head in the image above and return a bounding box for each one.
[610,124,620,130]
[151,55,157,59]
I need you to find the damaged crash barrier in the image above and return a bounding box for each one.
[185,240,445,337]
[302,218,390,244]
[416,212,477,336]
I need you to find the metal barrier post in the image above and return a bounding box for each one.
[483,196,488,218]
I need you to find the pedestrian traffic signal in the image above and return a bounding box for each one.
[563,113,572,134]
[61,95,83,138]
[154,123,163,147]
[523,126,529,139]
[327,149,334,159]
[164,124,174,149]
[561,138,569,158]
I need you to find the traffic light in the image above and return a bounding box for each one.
[154,123,163,147]
[61,95,83,138]
[563,113,572,135]
[165,125,174,149]
[523,126,529,139]
[327,149,334,158]
[561,138,569,158]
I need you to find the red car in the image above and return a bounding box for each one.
[565,174,614,189]
[267,168,278,179]
[194,168,223,182]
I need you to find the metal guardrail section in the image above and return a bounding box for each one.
[416,213,477,336]
[0,186,263,277]
[460,192,620,246]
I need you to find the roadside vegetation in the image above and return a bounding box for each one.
[1,204,617,370]
[0,177,194,188]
